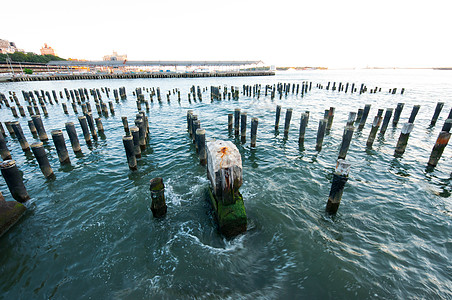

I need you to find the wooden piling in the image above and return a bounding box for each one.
[430,102,444,126]
[32,115,48,142]
[130,127,141,158]
[85,112,98,141]
[122,116,130,135]
[78,116,92,145]
[325,159,350,215]
[358,104,371,130]
[240,113,247,142]
[31,142,54,178]
[394,123,414,155]
[122,136,137,171]
[149,177,167,217]
[234,108,240,135]
[326,107,335,131]
[275,105,281,130]
[250,117,258,147]
[0,160,30,202]
[65,122,82,153]
[316,119,327,151]
[392,103,404,126]
[408,105,421,123]
[366,115,383,148]
[51,130,70,164]
[206,140,246,237]
[338,125,355,159]
[196,128,207,165]
[228,113,233,132]
[11,122,30,152]
[427,119,451,167]
[0,131,12,160]
[284,108,293,137]
[380,108,393,135]
[298,113,309,146]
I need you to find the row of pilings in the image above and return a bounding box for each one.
[0,81,450,237]
[6,71,275,82]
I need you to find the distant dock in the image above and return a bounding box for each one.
[0,71,275,82]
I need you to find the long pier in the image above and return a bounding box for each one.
[1,71,275,82]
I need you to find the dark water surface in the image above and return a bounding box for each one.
[0,70,451,299]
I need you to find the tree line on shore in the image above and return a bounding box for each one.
[0,52,65,64]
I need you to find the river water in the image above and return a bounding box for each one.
[0,69,451,299]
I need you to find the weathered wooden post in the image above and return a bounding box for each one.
[427,119,451,167]
[196,128,207,165]
[392,103,404,126]
[130,127,141,158]
[86,112,98,141]
[326,107,335,131]
[234,108,240,135]
[65,122,82,153]
[358,104,371,130]
[122,136,137,170]
[250,117,258,147]
[380,108,393,135]
[206,140,246,237]
[338,125,355,159]
[316,119,327,151]
[284,108,293,137]
[51,130,71,164]
[95,118,104,133]
[240,112,247,142]
[325,159,350,215]
[150,177,167,217]
[30,142,54,178]
[0,160,30,202]
[408,105,420,123]
[11,122,30,152]
[366,114,383,148]
[78,116,92,145]
[228,113,233,132]
[0,131,12,160]
[122,116,130,135]
[430,102,444,126]
[298,112,309,146]
[394,123,414,155]
[275,105,281,130]
[32,115,48,142]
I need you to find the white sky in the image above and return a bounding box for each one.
[2,0,451,68]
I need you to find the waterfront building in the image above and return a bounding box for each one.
[40,44,56,56]
[103,51,127,62]
[0,39,23,54]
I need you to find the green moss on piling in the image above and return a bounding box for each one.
[208,188,247,238]
[0,201,26,237]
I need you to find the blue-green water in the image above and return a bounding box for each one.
[0,70,451,299]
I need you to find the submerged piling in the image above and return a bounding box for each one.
[338,125,355,159]
[395,123,414,155]
[250,117,258,147]
[427,119,451,167]
[316,119,327,151]
[0,160,30,202]
[51,130,71,164]
[284,108,293,137]
[430,102,444,126]
[325,159,351,215]
[392,103,404,126]
[31,142,54,178]
[0,131,12,160]
[32,115,48,142]
[149,177,167,217]
[65,122,82,153]
[11,122,30,152]
[275,105,281,130]
[122,136,137,171]
[298,113,309,146]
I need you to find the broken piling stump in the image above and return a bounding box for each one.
[206,140,246,238]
